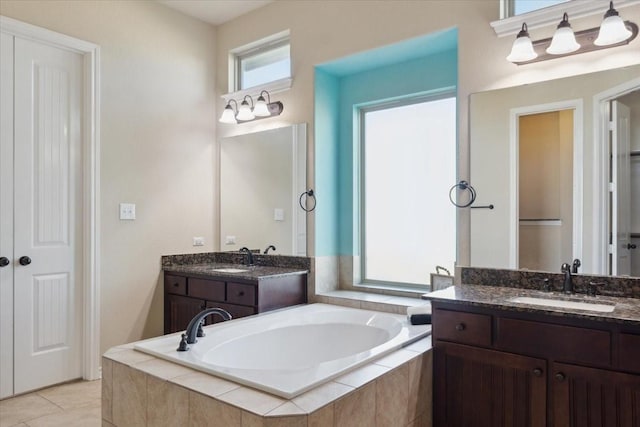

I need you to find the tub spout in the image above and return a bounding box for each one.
[179,308,232,351]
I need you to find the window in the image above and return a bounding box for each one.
[234,37,290,91]
[360,95,456,288]
[505,0,569,17]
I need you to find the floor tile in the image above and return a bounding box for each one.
[0,393,62,427]
[24,403,101,427]
[37,380,101,410]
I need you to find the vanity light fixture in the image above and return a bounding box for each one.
[507,1,638,65]
[546,13,580,55]
[595,1,633,46]
[506,23,538,62]
[237,95,255,121]
[219,99,238,124]
[218,90,284,124]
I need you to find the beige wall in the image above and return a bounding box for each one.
[2,0,640,352]
[214,0,640,264]
[0,1,217,353]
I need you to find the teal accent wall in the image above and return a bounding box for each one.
[314,69,340,256]
[314,28,458,257]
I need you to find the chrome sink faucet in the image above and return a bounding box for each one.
[239,247,254,266]
[571,258,581,274]
[177,307,232,351]
[561,263,573,294]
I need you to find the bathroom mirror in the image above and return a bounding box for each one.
[469,65,640,277]
[219,124,307,256]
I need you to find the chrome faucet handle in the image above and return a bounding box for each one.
[561,263,571,273]
[572,259,581,274]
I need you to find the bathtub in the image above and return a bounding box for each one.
[134,303,431,398]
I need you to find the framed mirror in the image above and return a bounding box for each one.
[469,65,640,277]
[219,124,307,256]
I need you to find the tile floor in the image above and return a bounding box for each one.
[0,380,101,427]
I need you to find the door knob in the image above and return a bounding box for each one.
[0,257,9,267]
[628,243,637,250]
[19,256,31,266]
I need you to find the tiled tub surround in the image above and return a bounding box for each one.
[134,304,430,399]
[102,337,433,427]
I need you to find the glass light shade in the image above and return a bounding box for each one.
[253,97,271,117]
[237,101,255,121]
[546,26,580,54]
[595,14,632,45]
[219,105,237,124]
[507,35,537,62]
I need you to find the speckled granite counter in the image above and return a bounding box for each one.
[423,285,640,325]
[163,262,308,281]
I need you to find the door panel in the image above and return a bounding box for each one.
[0,31,15,400]
[12,37,83,394]
[612,100,632,275]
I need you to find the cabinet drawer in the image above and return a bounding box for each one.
[189,278,225,301]
[619,333,640,373]
[227,282,256,306]
[433,309,492,347]
[164,274,187,295]
[496,318,611,366]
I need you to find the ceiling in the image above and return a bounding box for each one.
[158,0,273,26]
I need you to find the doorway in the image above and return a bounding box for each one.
[594,78,640,277]
[509,99,583,271]
[0,17,100,398]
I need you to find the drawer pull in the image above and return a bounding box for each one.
[238,291,245,296]
[173,283,180,287]
[455,323,466,332]
[533,368,543,377]
[555,372,566,382]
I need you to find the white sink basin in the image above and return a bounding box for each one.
[211,268,249,273]
[509,296,615,313]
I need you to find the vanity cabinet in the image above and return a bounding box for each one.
[164,272,306,334]
[431,302,640,427]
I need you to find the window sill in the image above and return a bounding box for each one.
[221,77,292,104]
[314,289,430,316]
[491,0,638,37]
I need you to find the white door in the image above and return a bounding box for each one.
[0,34,84,396]
[612,101,632,276]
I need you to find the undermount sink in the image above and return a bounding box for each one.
[211,268,249,273]
[509,296,616,313]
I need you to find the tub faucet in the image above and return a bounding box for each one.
[264,245,276,254]
[239,247,254,266]
[561,263,573,294]
[178,308,232,351]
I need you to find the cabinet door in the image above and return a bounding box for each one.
[552,362,640,427]
[435,342,547,427]
[165,294,205,334]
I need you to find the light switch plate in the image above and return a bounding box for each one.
[225,236,236,245]
[119,203,136,220]
[193,237,205,246]
[274,208,284,221]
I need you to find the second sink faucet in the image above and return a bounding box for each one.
[561,262,573,294]
[239,247,254,266]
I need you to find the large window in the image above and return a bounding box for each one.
[360,95,456,288]
[234,38,290,90]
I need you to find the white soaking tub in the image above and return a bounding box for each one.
[134,303,431,398]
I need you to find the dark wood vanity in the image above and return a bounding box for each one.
[164,270,307,334]
[427,287,640,427]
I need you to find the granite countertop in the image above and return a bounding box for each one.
[422,285,640,325]
[163,262,308,281]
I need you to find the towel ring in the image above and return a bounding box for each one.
[448,181,477,208]
[299,189,316,212]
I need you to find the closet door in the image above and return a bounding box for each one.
[12,36,84,394]
[0,31,15,400]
